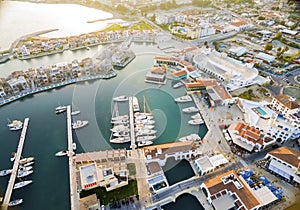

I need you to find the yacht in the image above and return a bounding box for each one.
[135,114,153,120]
[22,161,34,167]
[111,115,129,122]
[136,135,156,142]
[137,141,153,147]
[110,125,130,133]
[113,95,128,102]
[188,119,203,125]
[55,150,68,157]
[191,113,202,119]
[17,170,33,178]
[0,169,12,177]
[173,82,184,88]
[175,95,192,103]
[19,157,34,165]
[113,131,130,137]
[135,119,155,125]
[14,180,33,189]
[182,107,198,113]
[18,166,33,172]
[178,134,201,142]
[8,199,23,207]
[136,129,157,136]
[55,105,67,114]
[135,124,155,131]
[10,152,16,162]
[72,142,77,150]
[110,137,131,144]
[132,96,140,112]
[7,120,23,131]
[111,119,129,125]
[71,110,80,116]
[134,112,152,117]
[72,120,88,129]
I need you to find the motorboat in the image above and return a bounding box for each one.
[113,131,130,137]
[173,82,184,88]
[113,95,128,102]
[135,119,155,125]
[18,166,33,172]
[72,142,77,150]
[14,180,33,189]
[19,157,34,164]
[10,152,16,162]
[17,170,33,178]
[0,169,12,177]
[175,95,192,103]
[111,119,129,124]
[178,134,201,142]
[134,112,152,117]
[135,125,155,132]
[191,113,202,119]
[72,120,88,129]
[110,137,131,144]
[55,105,67,114]
[8,199,23,207]
[7,120,23,131]
[110,125,130,133]
[111,115,129,122]
[22,161,34,167]
[136,129,157,136]
[136,135,156,142]
[71,110,80,116]
[135,114,153,120]
[188,119,204,125]
[132,96,140,112]
[182,107,198,113]
[55,150,68,157]
[138,141,153,147]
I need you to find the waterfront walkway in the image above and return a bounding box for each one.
[1,118,29,210]
[66,106,79,210]
[129,97,136,149]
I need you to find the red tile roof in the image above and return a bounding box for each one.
[173,69,187,77]
[274,94,300,110]
[269,146,300,168]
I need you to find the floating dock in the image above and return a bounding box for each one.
[129,97,136,149]
[2,118,29,210]
[66,106,79,210]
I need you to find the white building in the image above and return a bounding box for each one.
[256,52,275,63]
[199,22,216,37]
[194,154,228,175]
[7,76,30,94]
[228,47,247,56]
[264,146,300,184]
[270,94,300,117]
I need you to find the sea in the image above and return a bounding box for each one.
[0,1,207,210]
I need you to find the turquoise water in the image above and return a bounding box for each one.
[256,106,267,116]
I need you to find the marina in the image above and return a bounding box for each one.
[1,118,29,210]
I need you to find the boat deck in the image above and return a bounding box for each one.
[129,97,136,149]
[2,118,29,210]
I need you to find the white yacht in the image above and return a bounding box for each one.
[113,131,130,137]
[110,125,130,133]
[71,110,80,116]
[19,157,34,165]
[135,124,155,131]
[132,96,140,112]
[72,120,88,129]
[135,114,153,120]
[113,95,128,102]
[111,119,129,125]
[0,169,12,176]
[110,137,131,144]
[138,141,153,147]
[136,129,157,136]
[111,115,129,122]
[178,134,201,142]
[7,120,23,131]
[17,170,33,178]
[188,119,203,125]
[136,135,156,142]
[18,166,33,172]
[8,199,23,207]
[72,142,77,150]
[22,161,34,167]
[55,150,68,157]
[14,180,33,189]
[135,119,155,125]
[182,107,198,113]
[175,95,192,103]
[134,112,152,117]
[173,82,184,88]
[191,113,202,119]
[55,105,67,114]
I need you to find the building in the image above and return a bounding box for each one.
[154,56,195,72]
[194,154,228,175]
[142,141,199,166]
[145,65,167,84]
[206,85,235,106]
[228,122,276,153]
[264,146,300,184]
[228,47,247,57]
[229,19,252,31]
[172,69,187,80]
[200,170,279,210]
[193,51,260,91]
[186,27,200,39]
[256,52,275,63]
[270,94,300,117]
[185,79,217,92]
[7,76,30,95]
[79,194,101,210]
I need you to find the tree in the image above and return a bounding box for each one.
[264,43,273,51]
[274,32,282,40]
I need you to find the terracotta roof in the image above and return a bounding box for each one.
[234,122,263,145]
[274,94,300,110]
[196,79,217,87]
[212,25,225,30]
[204,170,260,209]
[173,69,187,76]
[212,85,232,101]
[152,66,166,74]
[268,146,300,168]
[143,141,196,160]
[230,20,248,27]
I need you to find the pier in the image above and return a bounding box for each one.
[2,118,29,210]
[129,97,136,149]
[66,106,79,210]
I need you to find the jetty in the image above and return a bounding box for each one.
[66,106,79,210]
[129,97,136,149]
[1,118,29,210]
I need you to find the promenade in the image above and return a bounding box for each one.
[2,118,30,210]
[129,97,136,149]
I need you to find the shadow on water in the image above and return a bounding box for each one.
[163,193,205,210]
